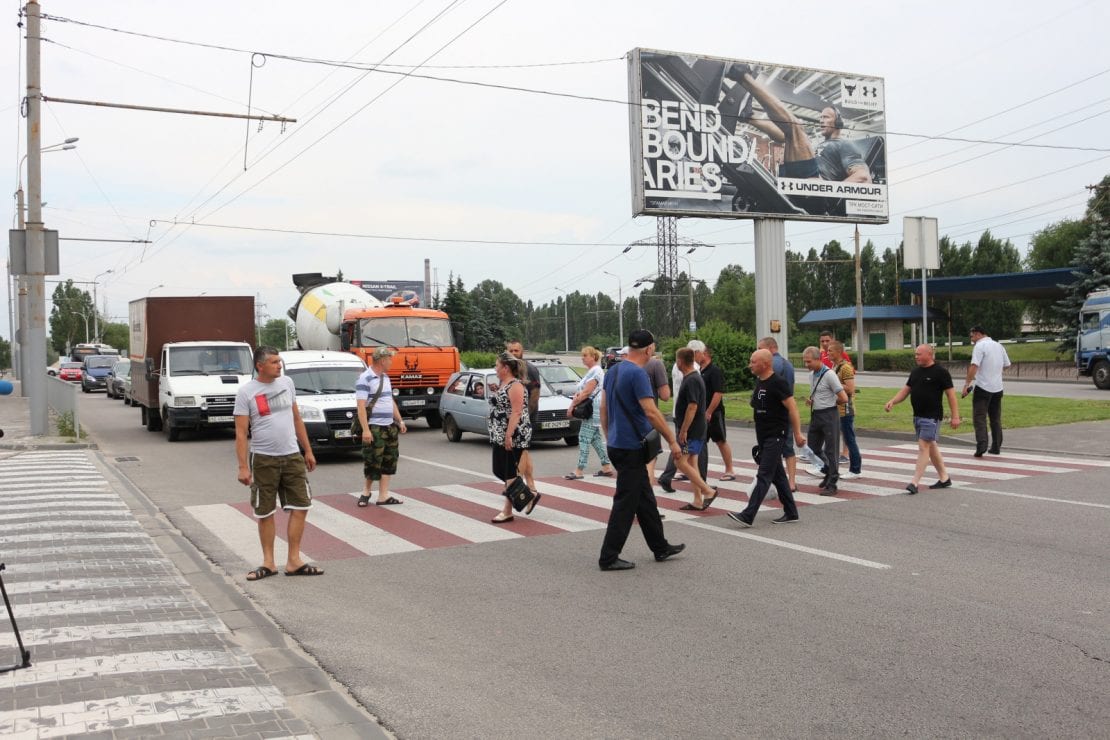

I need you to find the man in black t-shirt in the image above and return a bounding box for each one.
[694,345,736,481]
[726,350,806,528]
[670,348,716,510]
[884,344,962,495]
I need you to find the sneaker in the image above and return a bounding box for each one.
[838,455,849,464]
[771,514,799,523]
[929,478,952,489]
[726,511,753,528]
[905,483,919,495]
[806,465,826,478]
[841,471,861,480]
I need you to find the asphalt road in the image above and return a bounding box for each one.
[81,392,1110,738]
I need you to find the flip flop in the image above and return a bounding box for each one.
[719,474,736,481]
[702,490,719,510]
[564,473,584,480]
[593,470,615,477]
[357,495,370,507]
[284,563,324,576]
[376,496,403,505]
[491,512,514,524]
[246,566,277,581]
[524,493,542,516]
[678,503,701,511]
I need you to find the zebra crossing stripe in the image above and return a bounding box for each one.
[187,503,289,566]
[4,649,257,688]
[305,499,425,555]
[337,491,522,544]
[890,444,1110,468]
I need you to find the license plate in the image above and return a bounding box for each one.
[334,429,352,439]
[400,399,425,407]
[542,419,571,429]
[207,415,233,423]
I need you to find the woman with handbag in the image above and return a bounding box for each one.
[488,353,540,523]
[564,346,615,480]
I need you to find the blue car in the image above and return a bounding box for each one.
[81,355,116,393]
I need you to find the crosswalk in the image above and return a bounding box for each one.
[186,445,1110,566]
[0,450,314,739]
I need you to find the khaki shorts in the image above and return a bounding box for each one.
[250,452,312,518]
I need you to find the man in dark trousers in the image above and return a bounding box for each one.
[598,329,685,571]
[694,344,736,481]
[659,339,709,492]
[727,349,807,527]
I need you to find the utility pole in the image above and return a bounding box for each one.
[854,224,864,371]
[24,1,48,434]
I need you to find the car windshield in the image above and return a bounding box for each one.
[538,365,581,384]
[86,356,115,369]
[358,316,454,348]
[62,362,82,369]
[113,361,130,376]
[285,366,363,395]
[168,347,253,376]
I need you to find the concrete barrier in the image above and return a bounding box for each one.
[46,375,81,439]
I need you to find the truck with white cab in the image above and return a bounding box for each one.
[279,349,367,453]
[129,296,256,440]
[1077,288,1110,390]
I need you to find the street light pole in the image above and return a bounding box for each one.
[603,270,623,343]
[92,269,112,342]
[553,286,569,353]
[147,284,165,296]
[24,0,49,435]
[677,256,696,333]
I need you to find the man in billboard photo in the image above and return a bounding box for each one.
[725,63,820,180]
[816,106,873,183]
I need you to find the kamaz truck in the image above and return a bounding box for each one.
[1077,288,1110,390]
[289,273,459,427]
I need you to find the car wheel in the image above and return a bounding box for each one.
[442,415,462,442]
[145,406,162,432]
[425,410,443,429]
[564,435,579,446]
[1094,360,1110,390]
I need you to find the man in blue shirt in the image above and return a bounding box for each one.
[598,329,685,572]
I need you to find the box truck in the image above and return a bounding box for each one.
[128,296,255,441]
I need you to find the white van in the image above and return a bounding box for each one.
[280,350,367,453]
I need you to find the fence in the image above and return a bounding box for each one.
[46,376,81,439]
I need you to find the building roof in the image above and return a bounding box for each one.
[898,267,1080,301]
[799,305,947,326]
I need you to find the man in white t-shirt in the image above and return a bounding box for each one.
[235,346,321,581]
[962,325,1011,457]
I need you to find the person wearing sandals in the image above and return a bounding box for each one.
[489,353,541,523]
[235,346,323,580]
[355,347,408,507]
[671,347,717,511]
[565,346,615,480]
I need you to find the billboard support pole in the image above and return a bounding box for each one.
[754,219,788,355]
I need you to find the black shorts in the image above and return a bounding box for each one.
[707,410,727,443]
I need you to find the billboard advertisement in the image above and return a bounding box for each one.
[628,48,888,223]
[350,280,426,307]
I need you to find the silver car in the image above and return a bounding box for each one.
[438,368,580,445]
[106,359,131,400]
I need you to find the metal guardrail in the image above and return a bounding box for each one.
[45,375,80,439]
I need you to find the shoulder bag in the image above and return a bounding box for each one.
[610,364,663,462]
[571,372,601,420]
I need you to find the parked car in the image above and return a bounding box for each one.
[438,367,580,445]
[57,361,83,382]
[106,359,131,399]
[47,361,61,376]
[531,359,582,397]
[601,346,624,369]
[121,363,136,406]
[81,355,116,393]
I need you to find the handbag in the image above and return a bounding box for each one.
[505,475,536,512]
[611,364,664,463]
[351,370,386,437]
[571,396,593,420]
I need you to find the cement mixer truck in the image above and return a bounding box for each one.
[289,274,459,427]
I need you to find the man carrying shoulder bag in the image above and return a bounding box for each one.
[597,329,685,572]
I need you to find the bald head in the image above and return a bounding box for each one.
[914,343,936,367]
[749,348,774,378]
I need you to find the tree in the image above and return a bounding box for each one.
[1056,218,1110,351]
[0,336,10,370]
[100,322,130,354]
[705,265,755,333]
[259,318,293,349]
[48,281,96,355]
[440,275,472,349]
[1027,219,1089,271]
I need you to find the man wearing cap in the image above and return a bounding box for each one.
[598,329,685,571]
[355,347,408,507]
[962,325,1011,457]
[659,339,708,492]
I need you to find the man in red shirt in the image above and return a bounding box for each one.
[819,330,852,369]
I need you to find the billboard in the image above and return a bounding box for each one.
[350,280,426,307]
[628,48,888,223]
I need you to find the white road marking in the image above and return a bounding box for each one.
[401,454,502,481]
[890,444,1110,468]
[187,503,284,566]
[338,492,521,544]
[434,483,601,531]
[2,649,256,688]
[307,499,425,554]
[0,617,228,648]
[680,518,892,570]
[0,686,286,737]
[958,485,1110,509]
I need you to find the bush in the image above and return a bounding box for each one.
[54,411,86,439]
[460,351,498,369]
[668,320,757,392]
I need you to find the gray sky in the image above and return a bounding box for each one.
[6,0,1109,334]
